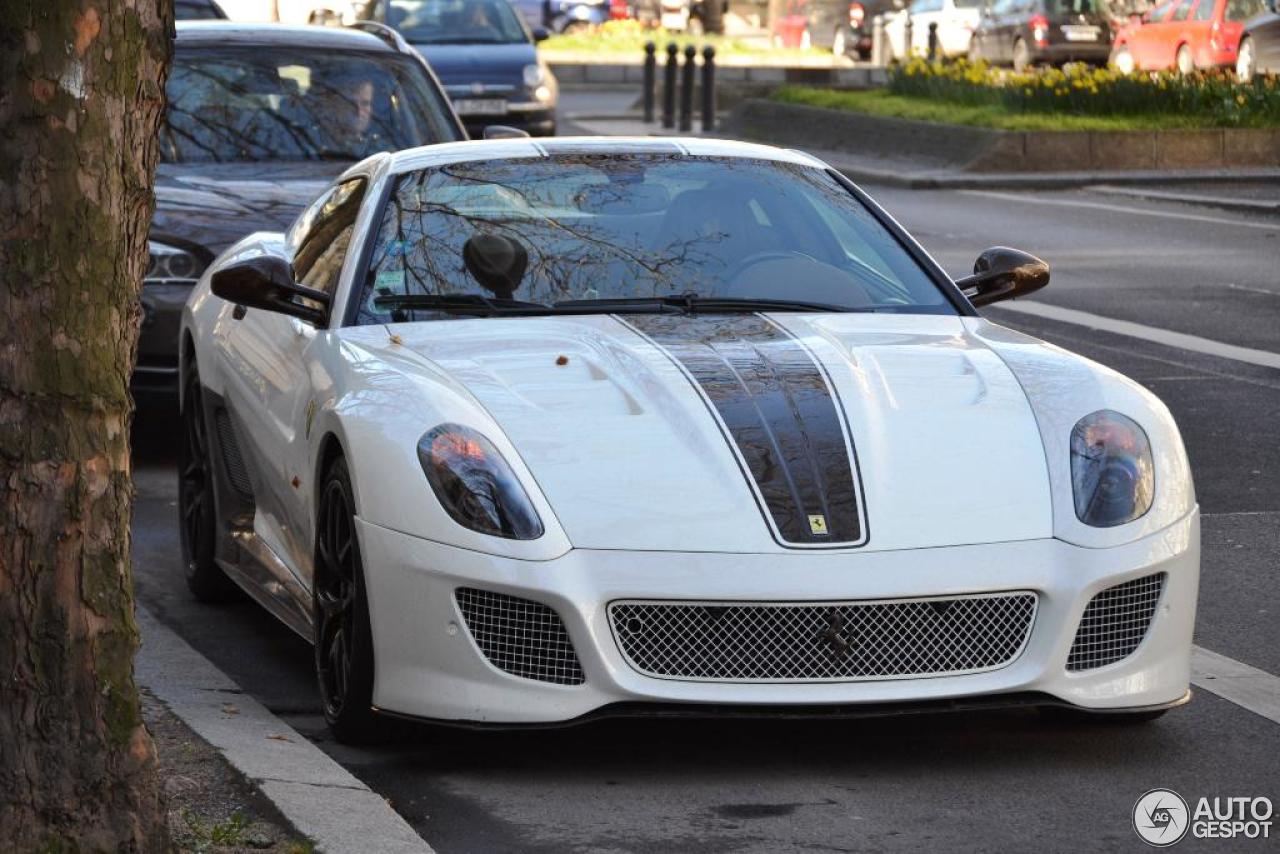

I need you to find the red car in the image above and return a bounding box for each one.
[1111,0,1269,72]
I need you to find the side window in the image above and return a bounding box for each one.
[290,178,368,295]
[1224,0,1262,20]
[1194,0,1215,18]
[1172,0,1192,20]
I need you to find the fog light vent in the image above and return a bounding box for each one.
[455,587,585,686]
[1067,572,1165,672]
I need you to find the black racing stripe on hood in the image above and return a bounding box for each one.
[624,313,864,547]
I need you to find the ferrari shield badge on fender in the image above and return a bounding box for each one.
[808,515,829,536]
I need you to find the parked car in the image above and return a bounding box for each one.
[354,0,558,137]
[175,0,228,19]
[181,136,1198,743]
[969,0,1114,68]
[135,22,464,398]
[508,0,631,32]
[1111,0,1269,73]
[802,0,902,57]
[1236,0,1280,78]
[882,0,984,58]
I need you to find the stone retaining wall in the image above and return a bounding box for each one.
[727,99,1280,171]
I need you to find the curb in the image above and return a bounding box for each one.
[134,606,432,854]
[829,161,1280,190]
[1086,184,1280,214]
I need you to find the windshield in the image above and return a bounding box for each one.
[354,155,954,324]
[384,0,530,44]
[161,47,456,163]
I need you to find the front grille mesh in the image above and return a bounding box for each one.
[609,593,1037,682]
[455,588,585,686]
[1067,573,1165,671]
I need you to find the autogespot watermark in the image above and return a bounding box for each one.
[1133,789,1274,846]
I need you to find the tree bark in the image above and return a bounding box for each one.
[0,0,171,849]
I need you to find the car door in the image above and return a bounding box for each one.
[1129,0,1178,67]
[1165,0,1197,64]
[215,176,368,582]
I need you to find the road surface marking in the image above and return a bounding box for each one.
[959,190,1280,231]
[994,301,1280,371]
[1191,646,1280,727]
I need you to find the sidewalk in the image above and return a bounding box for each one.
[135,606,433,854]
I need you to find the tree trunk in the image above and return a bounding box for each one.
[0,0,171,849]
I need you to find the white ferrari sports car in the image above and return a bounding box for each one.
[179,137,1199,742]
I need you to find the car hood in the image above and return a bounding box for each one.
[378,312,1054,553]
[412,42,536,87]
[151,162,338,258]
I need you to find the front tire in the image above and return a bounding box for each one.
[179,361,240,603]
[314,456,381,744]
[1236,36,1256,82]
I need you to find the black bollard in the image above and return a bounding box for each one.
[662,42,678,129]
[643,41,656,123]
[680,44,696,133]
[701,46,716,132]
[927,22,938,62]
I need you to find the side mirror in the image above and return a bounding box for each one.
[211,255,330,326]
[955,246,1049,307]
[531,25,551,41]
[482,124,532,139]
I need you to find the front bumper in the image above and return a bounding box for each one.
[1035,40,1113,64]
[459,105,556,138]
[357,509,1199,724]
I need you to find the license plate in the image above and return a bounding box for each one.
[1062,25,1100,41]
[454,98,507,116]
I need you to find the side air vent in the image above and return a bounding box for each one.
[455,588,585,686]
[1067,573,1166,672]
[213,409,254,498]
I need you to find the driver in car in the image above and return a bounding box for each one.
[315,71,378,158]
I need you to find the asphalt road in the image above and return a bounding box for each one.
[129,174,1280,852]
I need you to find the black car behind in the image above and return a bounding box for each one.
[137,22,465,398]
[969,0,1112,68]
[355,0,559,137]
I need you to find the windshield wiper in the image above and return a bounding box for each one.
[555,295,872,314]
[372,293,684,317]
[373,293,548,317]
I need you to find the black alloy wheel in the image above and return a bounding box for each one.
[314,456,380,743]
[179,363,239,602]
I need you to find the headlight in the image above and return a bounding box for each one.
[523,63,547,89]
[146,241,205,285]
[1070,410,1154,528]
[417,424,543,540]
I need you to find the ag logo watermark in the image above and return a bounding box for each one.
[1133,789,1274,846]
[1134,789,1190,847]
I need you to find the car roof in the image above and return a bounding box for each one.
[384,137,831,174]
[175,21,397,52]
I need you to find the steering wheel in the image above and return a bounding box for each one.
[723,250,814,293]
